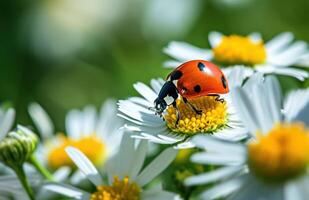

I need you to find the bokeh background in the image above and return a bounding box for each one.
[1,0,308,130]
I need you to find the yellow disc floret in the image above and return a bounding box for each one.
[213,35,266,65]
[164,96,228,135]
[91,176,141,200]
[48,135,106,169]
[248,123,309,182]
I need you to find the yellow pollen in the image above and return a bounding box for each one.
[164,96,228,135]
[48,134,106,169]
[91,176,141,200]
[212,35,266,65]
[248,123,309,182]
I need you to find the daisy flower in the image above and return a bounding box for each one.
[118,66,249,148]
[164,31,309,80]
[28,99,123,179]
[44,132,179,200]
[185,75,309,200]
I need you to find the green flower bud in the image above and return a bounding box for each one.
[0,125,38,168]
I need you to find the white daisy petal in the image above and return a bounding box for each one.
[53,167,71,182]
[191,135,246,155]
[272,67,308,81]
[284,88,309,123]
[191,152,245,166]
[266,32,294,56]
[209,31,223,48]
[65,147,102,186]
[268,41,308,66]
[150,79,165,94]
[284,180,303,200]
[214,127,248,141]
[44,183,89,200]
[136,147,178,187]
[293,100,309,126]
[96,99,122,139]
[200,176,245,200]
[107,132,135,182]
[163,41,212,62]
[129,97,153,107]
[185,166,244,186]
[0,108,15,141]
[82,106,97,136]
[249,32,262,43]
[142,189,179,200]
[231,87,261,134]
[129,140,148,180]
[296,52,309,67]
[133,82,158,103]
[28,102,54,140]
[163,60,182,68]
[65,110,82,139]
[264,76,282,124]
[224,66,254,88]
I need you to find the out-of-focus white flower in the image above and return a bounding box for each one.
[142,0,202,41]
[185,75,309,200]
[44,132,179,200]
[164,32,309,80]
[25,0,125,58]
[28,99,123,182]
[118,67,250,149]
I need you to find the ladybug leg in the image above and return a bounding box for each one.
[183,98,202,115]
[172,101,181,126]
[208,94,225,103]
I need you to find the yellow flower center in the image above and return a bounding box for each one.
[91,177,141,200]
[48,135,106,169]
[212,35,266,65]
[248,123,309,182]
[164,96,228,135]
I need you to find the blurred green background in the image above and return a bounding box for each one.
[1,0,308,130]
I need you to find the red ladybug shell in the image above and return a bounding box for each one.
[168,60,229,99]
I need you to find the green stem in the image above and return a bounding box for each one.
[29,156,54,181]
[14,165,35,200]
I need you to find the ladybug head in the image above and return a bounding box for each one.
[154,98,167,115]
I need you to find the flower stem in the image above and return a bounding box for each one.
[14,165,35,200]
[29,156,54,181]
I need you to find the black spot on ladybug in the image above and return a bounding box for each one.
[221,75,227,89]
[170,70,183,81]
[194,85,201,93]
[197,62,205,71]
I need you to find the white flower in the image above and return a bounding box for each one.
[118,67,249,148]
[164,32,309,80]
[26,0,125,58]
[0,108,15,142]
[28,99,123,181]
[44,132,179,200]
[185,75,309,200]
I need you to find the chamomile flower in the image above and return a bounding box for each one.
[28,100,123,179]
[164,32,309,80]
[118,67,249,148]
[44,132,179,200]
[185,75,309,200]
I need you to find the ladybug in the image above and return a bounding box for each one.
[153,60,229,124]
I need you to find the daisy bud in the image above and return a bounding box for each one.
[0,125,38,168]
